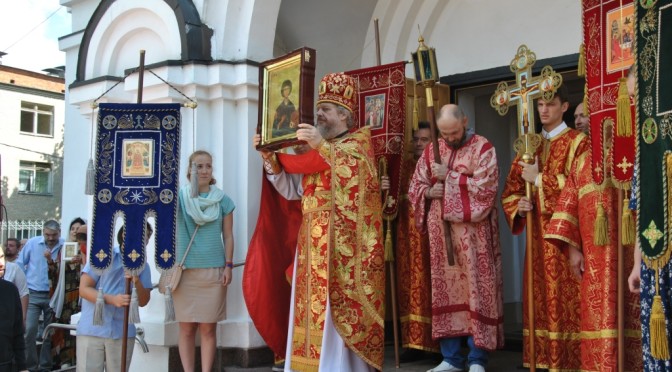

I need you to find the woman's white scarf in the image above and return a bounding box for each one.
[180,185,225,225]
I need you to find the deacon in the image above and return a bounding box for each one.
[393,121,438,360]
[257,72,385,372]
[501,86,589,370]
[408,104,503,372]
[546,122,642,370]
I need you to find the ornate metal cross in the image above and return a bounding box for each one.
[491,44,563,143]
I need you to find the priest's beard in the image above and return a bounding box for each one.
[445,130,467,149]
[316,120,340,140]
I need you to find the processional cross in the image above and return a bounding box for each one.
[490,44,562,372]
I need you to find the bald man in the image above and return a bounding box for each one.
[574,102,590,134]
[408,104,503,372]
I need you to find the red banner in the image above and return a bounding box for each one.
[347,61,407,217]
[583,0,636,185]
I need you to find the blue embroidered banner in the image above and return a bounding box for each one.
[91,103,181,274]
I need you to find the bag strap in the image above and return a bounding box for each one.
[178,225,200,267]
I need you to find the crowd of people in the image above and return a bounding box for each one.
[0,64,658,372]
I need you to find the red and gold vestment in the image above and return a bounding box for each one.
[396,156,438,352]
[501,128,589,370]
[546,152,642,372]
[408,134,504,351]
[279,127,385,371]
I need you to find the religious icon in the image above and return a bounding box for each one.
[62,242,78,262]
[606,4,635,73]
[257,47,316,151]
[364,94,386,130]
[122,139,154,178]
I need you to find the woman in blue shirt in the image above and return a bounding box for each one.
[173,150,235,372]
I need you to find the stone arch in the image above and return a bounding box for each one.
[76,0,212,82]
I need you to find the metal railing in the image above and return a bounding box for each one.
[42,323,150,353]
[0,219,45,243]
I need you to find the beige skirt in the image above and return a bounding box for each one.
[173,267,227,323]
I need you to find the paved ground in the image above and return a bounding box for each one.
[226,345,524,371]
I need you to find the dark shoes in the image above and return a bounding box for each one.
[272,361,285,371]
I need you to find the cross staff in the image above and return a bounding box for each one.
[490,45,562,372]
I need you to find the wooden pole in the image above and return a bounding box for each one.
[522,150,536,372]
[373,18,400,368]
[120,277,132,372]
[424,87,455,267]
[121,49,146,372]
[617,189,625,372]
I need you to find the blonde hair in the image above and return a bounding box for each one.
[186,150,216,185]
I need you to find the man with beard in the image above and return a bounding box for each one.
[408,104,503,372]
[15,220,64,371]
[4,238,21,262]
[251,72,385,371]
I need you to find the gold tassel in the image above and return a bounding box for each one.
[384,220,394,262]
[650,293,670,359]
[413,86,419,131]
[593,202,608,246]
[578,43,586,77]
[616,77,633,137]
[621,198,635,246]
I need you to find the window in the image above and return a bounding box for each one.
[19,161,52,194]
[20,101,54,136]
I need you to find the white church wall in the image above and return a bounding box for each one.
[60,0,270,360]
[365,0,582,77]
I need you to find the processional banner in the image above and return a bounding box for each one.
[583,0,636,185]
[347,61,407,218]
[636,0,672,265]
[91,103,181,274]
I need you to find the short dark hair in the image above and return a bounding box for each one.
[554,84,570,104]
[281,79,292,94]
[417,121,431,130]
[4,238,20,249]
[69,217,86,231]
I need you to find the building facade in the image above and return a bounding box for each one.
[0,65,65,240]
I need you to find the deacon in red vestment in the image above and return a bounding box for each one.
[408,104,503,372]
[253,72,385,372]
[501,88,589,370]
[394,122,439,358]
[546,144,642,371]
